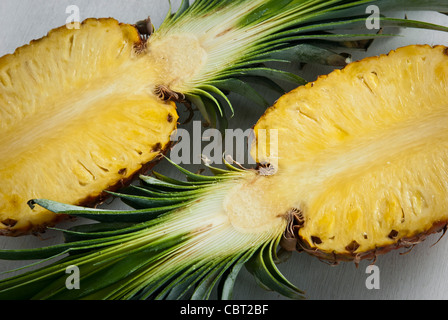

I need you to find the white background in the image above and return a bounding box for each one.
[1,0,448,300]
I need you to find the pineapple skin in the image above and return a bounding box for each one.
[0,19,178,236]
[296,220,448,264]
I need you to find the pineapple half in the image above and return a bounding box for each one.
[1,0,448,236]
[1,44,448,300]
[0,19,178,235]
[254,44,448,262]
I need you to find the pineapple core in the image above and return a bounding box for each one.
[146,33,208,93]
[252,45,448,257]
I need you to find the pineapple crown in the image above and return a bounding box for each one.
[147,0,448,129]
[0,159,304,300]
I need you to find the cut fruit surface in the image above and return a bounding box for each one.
[0,19,178,235]
[253,45,448,260]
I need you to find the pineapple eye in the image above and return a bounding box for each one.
[345,240,360,253]
[388,230,399,240]
[0,219,17,228]
[134,17,154,40]
[155,85,186,102]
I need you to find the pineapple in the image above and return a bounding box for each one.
[0,19,178,235]
[1,0,448,236]
[253,44,448,263]
[1,44,448,300]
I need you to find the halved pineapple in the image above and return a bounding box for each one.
[253,45,448,261]
[0,19,178,235]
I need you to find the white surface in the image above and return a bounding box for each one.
[1,0,448,300]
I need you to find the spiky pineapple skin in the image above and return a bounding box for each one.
[293,220,448,264]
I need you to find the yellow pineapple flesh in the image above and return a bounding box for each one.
[252,45,448,260]
[0,19,178,235]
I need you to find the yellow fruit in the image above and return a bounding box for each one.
[0,19,178,235]
[253,45,448,261]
